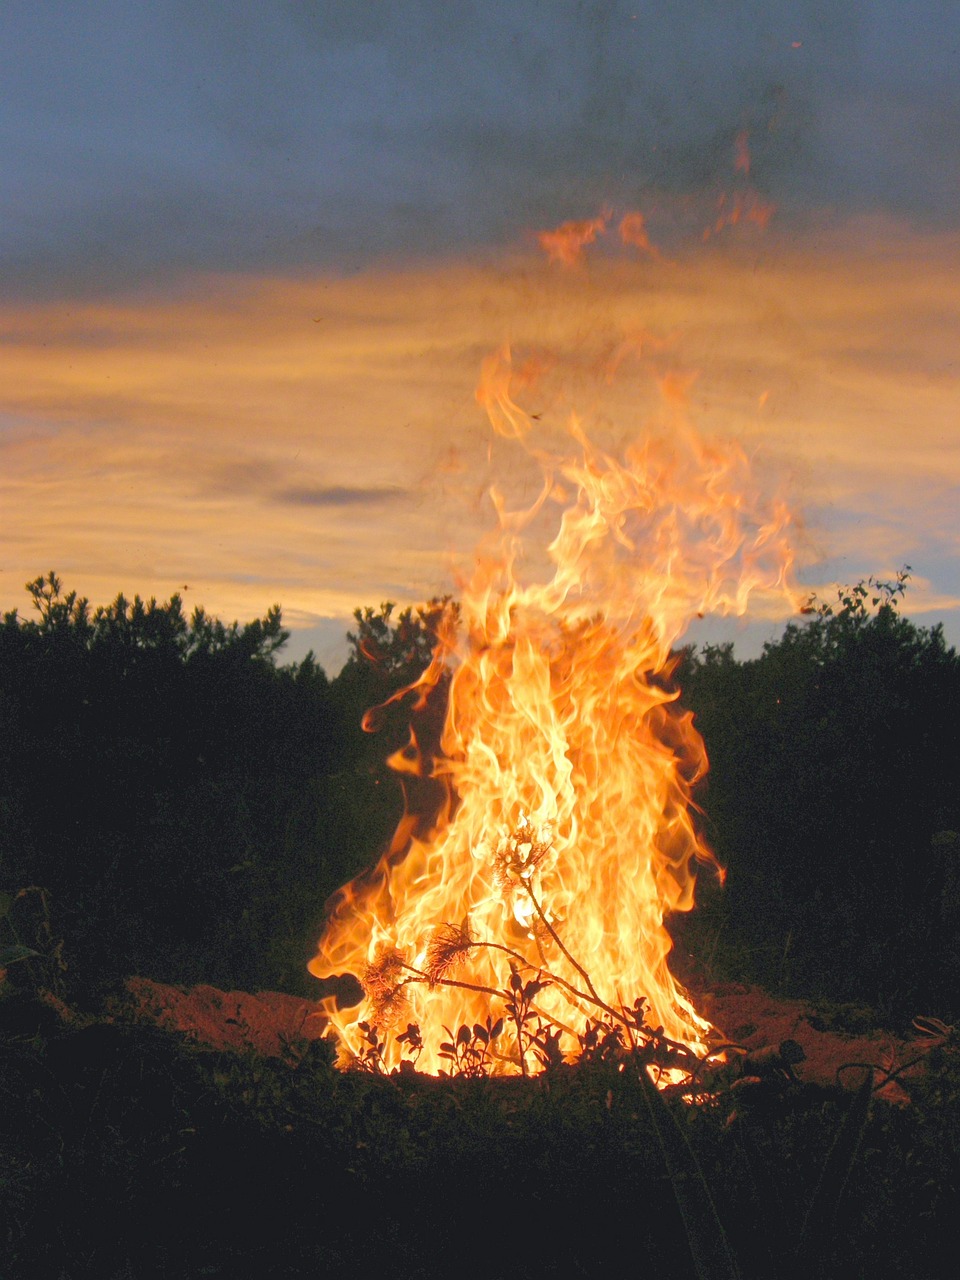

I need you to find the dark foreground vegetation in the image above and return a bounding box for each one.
[676,569,960,1024]
[3,1003,960,1279]
[3,568,960,1277]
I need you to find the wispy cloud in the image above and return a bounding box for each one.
[1,220,958,664]
[271,486,408,509]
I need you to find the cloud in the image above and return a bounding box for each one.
[4,2,960,300]
[271,486,407,508]
[2,217,959,667]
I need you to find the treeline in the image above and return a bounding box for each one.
[2,570,958,1024]
[0,575,429,997]
[676,571,960,1023]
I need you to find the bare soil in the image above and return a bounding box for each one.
[108,975,951,1100]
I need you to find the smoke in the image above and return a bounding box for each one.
[3,1,958,298]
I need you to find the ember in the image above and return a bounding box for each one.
[310,343,799,1075]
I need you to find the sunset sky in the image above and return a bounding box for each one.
[3,1,959,670]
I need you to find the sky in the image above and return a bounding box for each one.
[2,0,959,671]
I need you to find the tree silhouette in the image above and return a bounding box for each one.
[3,569,958,1020]
[677,570,960,1019]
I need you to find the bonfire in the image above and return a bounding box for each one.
[310,343,799,1079]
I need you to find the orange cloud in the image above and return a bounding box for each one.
[2,222,958,664]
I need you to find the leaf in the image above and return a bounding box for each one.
[474,1023,489,1044]
[510,969,523,993]
[0,944,39,966]
[490,1017,504,1040]
[457,1023,471,1046]
[396,1022,422,1047]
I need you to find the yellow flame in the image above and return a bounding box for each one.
[310,346,799,1074]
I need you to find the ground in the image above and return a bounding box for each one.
[109,974,947,1101]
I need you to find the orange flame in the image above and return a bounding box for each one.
[536,208,672,267]
[698,127,777,241]
[618,211,672,264]
[310,347,798,1075]
[703,190,777,240]
[734,129,752,177]
[536,213,609,266]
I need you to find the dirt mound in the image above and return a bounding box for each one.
[104,976,953,1102]
[700,982,948,1101]
[109,977,327,1057]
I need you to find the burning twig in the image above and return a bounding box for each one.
[422,921,477,983]
[517,864,605,1011]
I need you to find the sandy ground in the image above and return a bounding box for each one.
[695,982,948,1102]
[108,975,951,1102]
[108,977,329,1058]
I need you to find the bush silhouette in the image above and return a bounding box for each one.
[3,570,958,1023]
[677,570,960,1021]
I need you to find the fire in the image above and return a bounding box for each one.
[535,209,670,267]
[536,213,609,266]
[618,211,671,264]
[703,129,777,241]
[310,346,798,1075]
[734,129,752,177]
[703,190,777,241]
